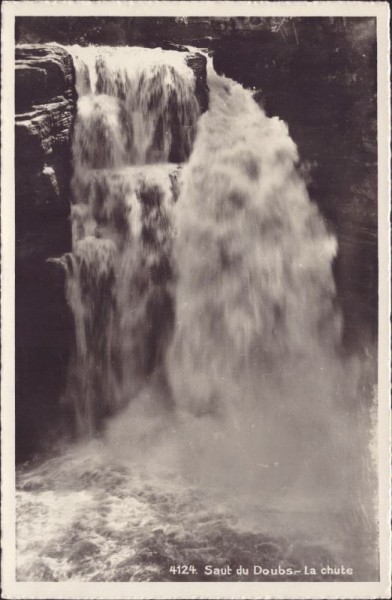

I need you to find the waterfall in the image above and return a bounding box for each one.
[164,64,348,493]
[65,45,344,463]
[65,46,200,434]
[168,69,341,414]
[16,46,378,583]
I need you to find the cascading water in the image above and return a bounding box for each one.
[165,66,351,495]
[16,46,377,582]
[64,46,199,434]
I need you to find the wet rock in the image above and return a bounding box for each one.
[15,44,76,463]
[16,44,75,111]
[186,52,209,113]
[15,46,75,218]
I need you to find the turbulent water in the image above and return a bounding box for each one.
[63,46,195,434]
[16,46,378,582]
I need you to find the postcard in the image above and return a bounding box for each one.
[1,1,390,598]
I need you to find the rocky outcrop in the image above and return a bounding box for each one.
[15,44,76,462]
[186,53,209,113]
[15,45,75,219]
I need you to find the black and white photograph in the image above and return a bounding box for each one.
[1,1,390,599]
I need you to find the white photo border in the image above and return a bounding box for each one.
[1,2,390,599]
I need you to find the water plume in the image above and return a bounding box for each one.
[166,66,375,574]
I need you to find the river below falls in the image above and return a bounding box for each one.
[16,440,376,582]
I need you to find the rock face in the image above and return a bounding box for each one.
[186,53,209,113]
[15,45,75,215]
[15,45,76,462]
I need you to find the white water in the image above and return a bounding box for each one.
[16,47,378,582]
[70,45,199,164]
[62,46,197,433]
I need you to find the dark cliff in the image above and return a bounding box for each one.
[15,44,76,461]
